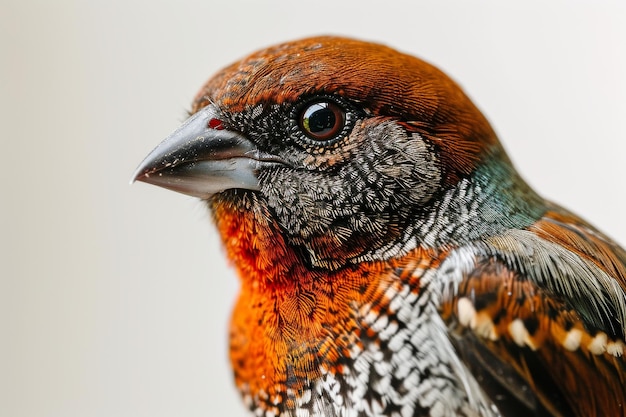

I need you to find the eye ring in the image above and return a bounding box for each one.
[298,100,346,141]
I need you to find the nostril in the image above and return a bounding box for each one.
[208,118,225,130]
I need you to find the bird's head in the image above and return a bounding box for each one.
[134,36,540,270]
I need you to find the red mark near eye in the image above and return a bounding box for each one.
[208,118,225,130]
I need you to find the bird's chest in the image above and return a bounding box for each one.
[228,252,485,417]
[210,201,492,416]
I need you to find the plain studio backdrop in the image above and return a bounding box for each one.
[2,1,625,416]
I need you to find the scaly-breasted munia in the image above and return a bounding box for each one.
[133,37,626,417]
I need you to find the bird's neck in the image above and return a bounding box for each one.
[209,192,448,415]
[410,153,546,248]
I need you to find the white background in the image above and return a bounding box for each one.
[2,1,625,416]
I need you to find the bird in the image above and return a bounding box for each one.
[133,36,626,417]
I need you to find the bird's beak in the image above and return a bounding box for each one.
[132,105,280,199]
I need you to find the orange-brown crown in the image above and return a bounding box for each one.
[193,36,499,184]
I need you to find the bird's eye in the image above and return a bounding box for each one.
[299,100,346,141]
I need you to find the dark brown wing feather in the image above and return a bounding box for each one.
[441,208,626,417]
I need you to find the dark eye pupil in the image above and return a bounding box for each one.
[300,101,345,141]
[306,104,335,132]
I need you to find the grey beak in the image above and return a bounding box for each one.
[132,105,282,199]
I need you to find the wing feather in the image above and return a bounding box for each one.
[439,208,626,416]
